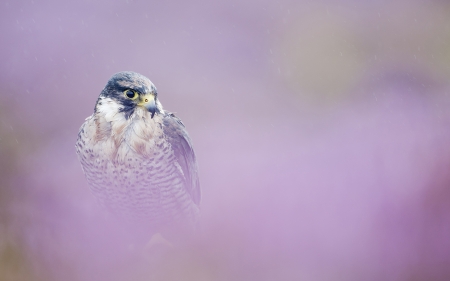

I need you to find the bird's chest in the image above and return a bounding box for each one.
[80,113,174,188]
[106,136,174,191]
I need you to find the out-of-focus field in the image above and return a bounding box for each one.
[1,0,450,280]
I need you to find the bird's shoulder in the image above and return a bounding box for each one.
[76,114,106,144]
[76,115,94,146]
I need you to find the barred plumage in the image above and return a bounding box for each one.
[75,72,200,233]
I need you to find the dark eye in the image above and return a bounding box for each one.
[124,89,138,100]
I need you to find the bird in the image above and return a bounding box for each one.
[75,71,200,240]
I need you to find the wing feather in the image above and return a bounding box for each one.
[163,112,201,205]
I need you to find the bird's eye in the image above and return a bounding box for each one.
[124,89,138,100]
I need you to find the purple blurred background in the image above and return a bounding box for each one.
[1,0,450,280]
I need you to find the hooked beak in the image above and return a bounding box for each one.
[138,93,157,118]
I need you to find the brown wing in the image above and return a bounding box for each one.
[163,112,201,205]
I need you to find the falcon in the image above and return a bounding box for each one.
[75,71,200,236]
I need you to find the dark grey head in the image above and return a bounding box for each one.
[97,71,161,119]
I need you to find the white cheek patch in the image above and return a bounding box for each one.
[96,97,127,123]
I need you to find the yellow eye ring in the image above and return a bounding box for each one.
[124,89,138,100]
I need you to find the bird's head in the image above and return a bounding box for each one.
[95,71,163,119]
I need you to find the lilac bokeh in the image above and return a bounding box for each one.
[1,0,450,280]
